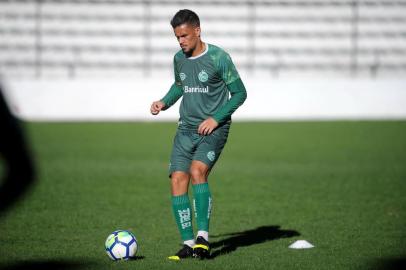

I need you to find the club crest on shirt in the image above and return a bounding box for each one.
[180,73,186,81]
[198,70,208,82]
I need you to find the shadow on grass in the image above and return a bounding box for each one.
[370,257,406,270]
[129,256,146,261]
[0,256,146,270]
[0,259,96,270]
[209,225,300,259]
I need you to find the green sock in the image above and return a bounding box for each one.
[192,183,212,232]
[171,194,194,241]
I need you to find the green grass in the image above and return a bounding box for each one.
[0,121,405,270]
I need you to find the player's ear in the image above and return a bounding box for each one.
[195,26,201,37]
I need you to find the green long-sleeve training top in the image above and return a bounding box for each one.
[161,43,247,129]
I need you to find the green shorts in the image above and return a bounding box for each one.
[169,124,230,176]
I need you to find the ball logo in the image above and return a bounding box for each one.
[180,73,186,81]
[207,151,216,162]
[198,70,208,82]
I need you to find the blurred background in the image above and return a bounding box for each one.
[1,0,405,121]
[1,2,405,269]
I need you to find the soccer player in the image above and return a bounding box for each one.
[150,9,247,260]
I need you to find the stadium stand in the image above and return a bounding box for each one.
[0,0,405,79]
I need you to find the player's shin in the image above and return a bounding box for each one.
[192,183,212,241]
[171,194,195,244]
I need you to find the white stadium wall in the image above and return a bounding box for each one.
[2,78,406,121]
[1,0,406,121]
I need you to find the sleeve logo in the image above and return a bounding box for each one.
[180,73,186,81]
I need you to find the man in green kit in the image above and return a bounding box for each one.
[150,9,247,260]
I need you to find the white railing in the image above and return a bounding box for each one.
[1,0,405,78]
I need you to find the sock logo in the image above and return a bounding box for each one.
[193,199,197,218]
[207,197,213,219]
[178,209,192,229]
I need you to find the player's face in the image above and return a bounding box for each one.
[173,23,201,55]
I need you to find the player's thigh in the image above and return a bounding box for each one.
[193,124,230,169]
[169,129,195,176]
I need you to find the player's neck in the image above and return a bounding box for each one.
[190,41,205,57]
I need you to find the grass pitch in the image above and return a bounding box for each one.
[0,121,405,270]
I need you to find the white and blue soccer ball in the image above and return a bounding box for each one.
[105,230,138,261]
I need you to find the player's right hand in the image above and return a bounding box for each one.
[150,101,165,115]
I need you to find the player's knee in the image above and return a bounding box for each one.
[171,172,189,187]
[190,167,207,184]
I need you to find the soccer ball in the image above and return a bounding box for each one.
[105,230,138,261]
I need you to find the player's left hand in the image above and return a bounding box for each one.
[198,117,218,135]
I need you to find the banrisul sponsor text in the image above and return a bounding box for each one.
[184,85,209,93]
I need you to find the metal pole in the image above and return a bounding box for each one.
[247,1,256,75]
[143,0,151,77]
[350,0,359,77]
[35,0,42,78]
[371,49,380,78]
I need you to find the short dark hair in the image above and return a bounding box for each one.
[170,9,200,28]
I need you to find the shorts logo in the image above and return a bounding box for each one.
[198,70,208,82]
[207,151,216,162]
